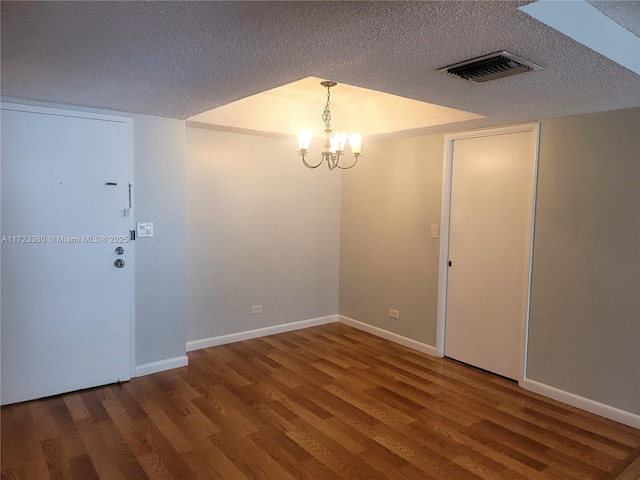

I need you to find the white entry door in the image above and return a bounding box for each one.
[441,124,538,381]
[1,104,134,405]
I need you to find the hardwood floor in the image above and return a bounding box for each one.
[2,323,639,479]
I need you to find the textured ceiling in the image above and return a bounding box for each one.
[589,1,640,36]
[520,1,640,75]
[2,1,639,140]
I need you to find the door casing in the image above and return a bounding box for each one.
[435,123,540,385]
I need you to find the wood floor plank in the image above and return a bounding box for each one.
[280,397,369,455]
[73,420,128,480]
[40,437,70,480]
[606,451,640,480]
[372,431,485,480]
[21,445,52,480]
[501,405,636,460]
[323,382,417,426]
[100,393,153,458]
[1,405,39,471]
[69,453,100,480]
[92,421,149,479]
[209,427,299,480]
[285,427,385,479]
[44,397,88,460]
[135,397,196,454]
[3,323,639,480]
[427,384,623,472]
[181,446,249,480]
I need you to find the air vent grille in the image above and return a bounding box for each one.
[438,51,541,83]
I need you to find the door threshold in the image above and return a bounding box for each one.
[444,356,518,383]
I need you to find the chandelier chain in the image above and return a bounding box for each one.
[321,85,331,124]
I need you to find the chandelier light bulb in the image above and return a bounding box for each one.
[332,131,349,153]
[329,134,342,153]
[349,133,362,156]
[298,129,313,151]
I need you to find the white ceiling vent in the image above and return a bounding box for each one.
[438,51,542,83]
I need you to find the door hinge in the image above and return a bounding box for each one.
[448,260,452,267]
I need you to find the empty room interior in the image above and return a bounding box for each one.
[1,1,639,479]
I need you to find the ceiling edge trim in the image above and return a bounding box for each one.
[186,121,292,139]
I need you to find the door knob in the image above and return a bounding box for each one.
[114,259,125,268]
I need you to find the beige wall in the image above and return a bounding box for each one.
[339,134,444,344]
[528,108,640,414]
[186,128,341,341]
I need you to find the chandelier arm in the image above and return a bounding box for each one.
[329,154,340,170]
[324,153,332,170]
[302,154,324,169]
[335,155,359,170]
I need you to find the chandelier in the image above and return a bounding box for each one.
[298,81,362,170]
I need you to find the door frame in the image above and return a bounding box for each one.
[1,101,137,380]
[435,123,540,385]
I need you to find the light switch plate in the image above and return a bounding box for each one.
[430,224,439,239]
[137,222,154,238]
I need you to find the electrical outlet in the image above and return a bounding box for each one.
[389,309,400,319]
[251,305,263,315]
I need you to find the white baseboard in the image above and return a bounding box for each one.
[135,355,189,377]
[338,315,438,357]
[186,315,339,352]
[523,378,640,429]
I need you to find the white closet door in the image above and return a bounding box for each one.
[444,125,537,380]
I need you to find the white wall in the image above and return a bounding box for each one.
[185,128,341,342]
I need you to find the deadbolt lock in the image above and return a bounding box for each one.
[115,246,125,255]
[114,259,125,268]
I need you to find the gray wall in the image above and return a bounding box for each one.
[132,114,187,365]
[185,128,341,341]
[527,108,640,414]
[339,108,639,415]
[339,134,444,345]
